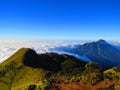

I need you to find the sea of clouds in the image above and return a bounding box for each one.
[0,40,89,63]
[0,39,120,63]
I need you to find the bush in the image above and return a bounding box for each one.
[28,84,36,90]
[81,62,102,85]
[103,67,120,80]
[60,59,84,76]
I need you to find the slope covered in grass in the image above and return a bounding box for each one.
[0,48,87,90]
[0,48,49,90]
[1,48,120,90]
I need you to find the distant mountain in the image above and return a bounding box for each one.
[69,39,120,68]
[51,39,120,68]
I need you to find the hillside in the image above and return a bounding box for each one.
[0,48,87,90]
[0,48,120,90]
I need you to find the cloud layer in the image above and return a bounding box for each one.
[0,40,87,63]
[0,40,120,63]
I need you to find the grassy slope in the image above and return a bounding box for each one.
[1,48,120,90]
[12,67,46,90]
[0,48,30,67]
[0,48,48,90]
[0,81,9,90]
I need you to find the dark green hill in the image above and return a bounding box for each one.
[22,49,87,72]
[1,48,120,90]
[0,48,87,90]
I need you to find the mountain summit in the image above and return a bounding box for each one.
[71,39,120,68]
[52,39,120,68]
[97,39,108,44]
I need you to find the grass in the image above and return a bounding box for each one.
[1,48,30,66]
[0,81,9,90]
[0,48,48,90]
[1,48,120,90]
[12,67,47,90]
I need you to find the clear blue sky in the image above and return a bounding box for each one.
[0,0,120,40]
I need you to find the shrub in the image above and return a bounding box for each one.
[81,62,102,85]
[28,84,36,90]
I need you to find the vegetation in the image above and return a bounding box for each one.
[0,48,120,90]
[104,67,120,88]
[81,62,102,85]
[27,84,36,90]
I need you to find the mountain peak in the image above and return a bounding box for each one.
[97,39,108,44]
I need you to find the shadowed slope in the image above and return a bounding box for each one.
[23,50,87,72]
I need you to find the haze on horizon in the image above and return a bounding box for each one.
[0,0,120,40]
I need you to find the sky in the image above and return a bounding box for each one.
[0,0,120,40]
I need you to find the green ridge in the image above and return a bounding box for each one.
[0,48,120,90]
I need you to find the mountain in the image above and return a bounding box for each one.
[1,47,120,90]
[70,39,120,68]
[0,48,87,90]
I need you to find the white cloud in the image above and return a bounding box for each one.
[1,40,120,63]
[109,41,120,50]
[0,40,87,63]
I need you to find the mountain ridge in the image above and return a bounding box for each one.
[0,48,88,90]
[76,39,120,67]
[1,47,120,89]
[52,39,120,68]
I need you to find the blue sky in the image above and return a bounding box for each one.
[0,0,120,40]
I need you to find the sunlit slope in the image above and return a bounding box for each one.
[0,48,87,90]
